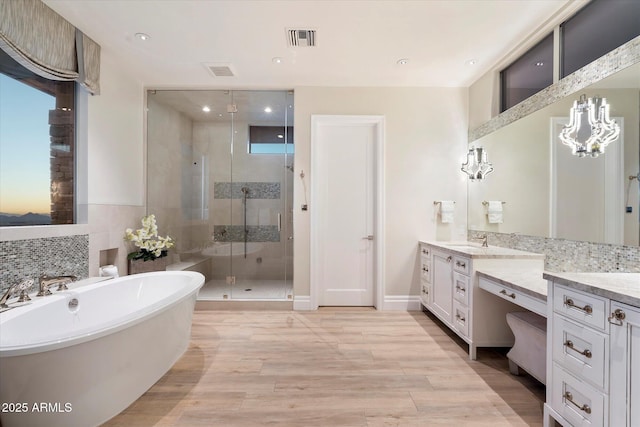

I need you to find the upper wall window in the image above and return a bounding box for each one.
[249,126,294,154]
[561,0,640,77]
[500,33,554,112]
[0,49,76,226]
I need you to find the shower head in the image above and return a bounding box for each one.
[241,187,249,194]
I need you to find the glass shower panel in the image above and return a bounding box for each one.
[146,89,233,299]
[147,89,293,301]
[230,90,293,300]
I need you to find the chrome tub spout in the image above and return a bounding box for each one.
[37,275,77,296]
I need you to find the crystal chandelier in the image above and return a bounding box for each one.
[558,94,620,157]
[461,147,494,180]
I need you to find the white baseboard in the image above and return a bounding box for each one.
[382,295,422,311]
[293,295,422,311]
[293,295,313,311]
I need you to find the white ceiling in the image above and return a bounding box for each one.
[43,0,577,89]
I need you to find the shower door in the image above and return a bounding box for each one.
[228,90,294,300]
[146,89,293,301]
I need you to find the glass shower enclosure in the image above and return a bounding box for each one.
[147,90,294,300]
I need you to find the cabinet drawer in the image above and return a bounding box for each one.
[550,363,606,427]
[419,244,431,258]
[452,300,469,338]
[421,281,431,304]
[453,256,471,275]
[552,314,608,390]
[553,284,608,332]
[453,272,469,305]
[420,257,431,283]
[478,276,546,317]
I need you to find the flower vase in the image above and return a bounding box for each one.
[128,256,168,275]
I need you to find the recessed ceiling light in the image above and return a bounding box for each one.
[535,62,544,67]
[466,59,478,66]
[264,107,272,113]
[277,134,284,139]
[397,58,409,65]
[135,32,150,41]
[272,57,283,64]
[218,113,223,117]
[202,105,211,113]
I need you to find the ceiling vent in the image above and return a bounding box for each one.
[203,63,235,77]
[287,29,316,47]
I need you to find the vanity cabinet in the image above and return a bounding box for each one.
[431,248,454,323]
[609,302,640,427]
[420,242,544,360]
[419,245,432,308]
[544,273,640,427]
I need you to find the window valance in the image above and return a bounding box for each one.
[0,0,100,94]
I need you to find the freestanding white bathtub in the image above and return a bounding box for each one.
[0,271,204,427]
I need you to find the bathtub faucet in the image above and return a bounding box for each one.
[0,278,34,309]
[37,275,77,296]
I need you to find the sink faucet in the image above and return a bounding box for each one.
[37,275,77,296]
[0,279,34,309]
[473,234,489,248]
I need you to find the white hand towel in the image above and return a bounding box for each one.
[487,201,503,224]
[439,201,455,223]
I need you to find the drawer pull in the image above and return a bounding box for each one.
[564,340,592,358]
[563,391,591,415]
[499,289,516,299]
[422,249,429,255]
[456,260,466,268]
[608,309,626,326]
[455,285,466,293]
[446,256,452,263]
[422,266,429,273]
[455,314,465,322]
[564,298,593,314]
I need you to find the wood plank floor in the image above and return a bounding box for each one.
[102,308,545,426]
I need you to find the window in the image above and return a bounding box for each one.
[0,49,76,226]
[500,33,554,112]
[561,0,640,77]
[248,126,294,154]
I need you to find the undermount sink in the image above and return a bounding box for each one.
[443,242,484,250]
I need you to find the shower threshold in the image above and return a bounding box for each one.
[197,279,293,301]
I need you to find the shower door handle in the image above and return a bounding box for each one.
[363,235,374,240]
[278,213,282,232]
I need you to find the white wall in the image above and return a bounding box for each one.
[86,50,146,276]
[293,87,469,300]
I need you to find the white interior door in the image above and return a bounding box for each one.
[311,116,382,307]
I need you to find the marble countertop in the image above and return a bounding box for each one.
[477,268,547,301]
[420,241,544,259]
[543,272,640,307]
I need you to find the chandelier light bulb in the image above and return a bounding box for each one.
[559,94,620,158]
[461,147,494,180]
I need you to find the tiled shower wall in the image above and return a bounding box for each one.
[212,181,282,242]
[0,235,89,295]
[469,230,640,273]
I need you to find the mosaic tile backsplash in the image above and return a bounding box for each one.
[0,235,89,295]
[469,230,640,273]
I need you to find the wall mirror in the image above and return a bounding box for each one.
[468,60,639,247]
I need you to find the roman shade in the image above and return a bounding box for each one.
[0,0,100,94]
